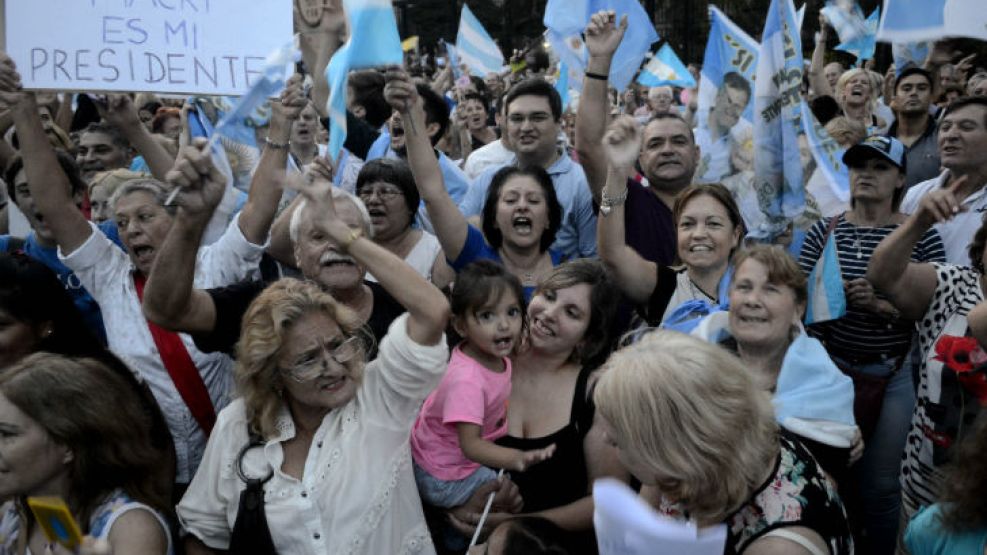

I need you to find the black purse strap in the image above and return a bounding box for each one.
[228,427,278,554]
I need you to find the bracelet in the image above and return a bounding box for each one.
[339,227,364,252]
[584,71,608,81]
[599,186,628,216]
[264,136,290,149]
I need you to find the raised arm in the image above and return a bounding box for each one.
[0,56,92,254]
[297,0,345,117]
[866,177,968,320]
[292,160,450,345]
[575,10,628,203]
[142,139,229,333]
[597,116,658,304]
[808,14,833,98]
[385,68,469,261]
[236,74,306,244]
[100,94,175,181]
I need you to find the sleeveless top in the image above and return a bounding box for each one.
[366,231,442,283]
[495,363,596,513]
[0,489,173,554]
[657,433,853,554]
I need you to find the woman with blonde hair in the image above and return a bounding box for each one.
[595,330,853,555]
[177,167,452,554]
[835,68,887,134]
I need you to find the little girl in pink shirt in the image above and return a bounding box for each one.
[411,260,555,509]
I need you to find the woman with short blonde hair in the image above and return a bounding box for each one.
[595,330,853,554]
[235,278,371,439]
[835,68,886,133]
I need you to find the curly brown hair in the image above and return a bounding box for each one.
[938,413,987,531]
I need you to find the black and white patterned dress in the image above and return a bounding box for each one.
[901,263,985,518]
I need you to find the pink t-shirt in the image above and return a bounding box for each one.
[410,345,512,480]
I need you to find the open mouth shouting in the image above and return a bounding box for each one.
[512,215,534,236]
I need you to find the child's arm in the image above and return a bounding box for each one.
[456,423,555,472]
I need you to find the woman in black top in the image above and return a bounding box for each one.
[450,260,625,553]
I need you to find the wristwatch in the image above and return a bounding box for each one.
[600,187,628,217]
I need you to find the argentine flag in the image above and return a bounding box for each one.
[325,0,403,161]
[879,0,987,42]
[892,42,931,74]
[800,101,850,204]
[696,6,758,129]
[750,0,805,240]
[835,8,879,61]
[456,5,505,77]
[544,0,659,92]
[806,231,847,324]
[637,44,696,88]
[820,1,870,45]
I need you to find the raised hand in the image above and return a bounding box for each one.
[272,73,308,121]
[603,115,642,172]
[0,54,28,109]
[164,138,228,220]
[913,174,969,228]
[99,94,143,131]
[584,10,628,59]
[383,66,419,114]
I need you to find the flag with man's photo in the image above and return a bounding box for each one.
[750,0,805,240]
[696,6,758,130]
[637,44,696,88]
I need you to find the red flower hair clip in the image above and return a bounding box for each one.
[934,335,987,405]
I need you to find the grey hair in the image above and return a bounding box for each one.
[108,178,177,216]
[288,189,375,246]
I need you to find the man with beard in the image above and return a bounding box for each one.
[887,66,941,188]
[458,78,598,259]
[576,11,699,267]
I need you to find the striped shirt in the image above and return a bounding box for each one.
[798,214,946,360]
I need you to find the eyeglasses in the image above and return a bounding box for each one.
[281,335,362,383]
[358,187,404,201]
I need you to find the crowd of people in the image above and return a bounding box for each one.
[1,3,987,555]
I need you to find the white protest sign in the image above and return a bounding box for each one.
[5,0,292,95]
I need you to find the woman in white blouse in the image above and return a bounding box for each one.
[178,174,451,554]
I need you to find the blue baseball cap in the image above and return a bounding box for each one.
[842,135,907,172]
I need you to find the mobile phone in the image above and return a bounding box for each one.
[27,496,83,550]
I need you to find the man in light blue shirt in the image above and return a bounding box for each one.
[458,79,597,259]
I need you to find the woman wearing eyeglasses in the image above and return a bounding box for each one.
[177,172,452,554]
[355,158,454,290]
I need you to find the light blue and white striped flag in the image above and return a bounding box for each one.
[544,0,659,92]
[212,38,298,144]
[821,1,870,45]
[806,231,847,324]
[555,62,571,110]
[835,8,879,61]
[325,0,403,161]
[637,44,696,88]
[456,4,505,77]
[696,6,758,129]
[750,0,805,240]
[800,101,850,204]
